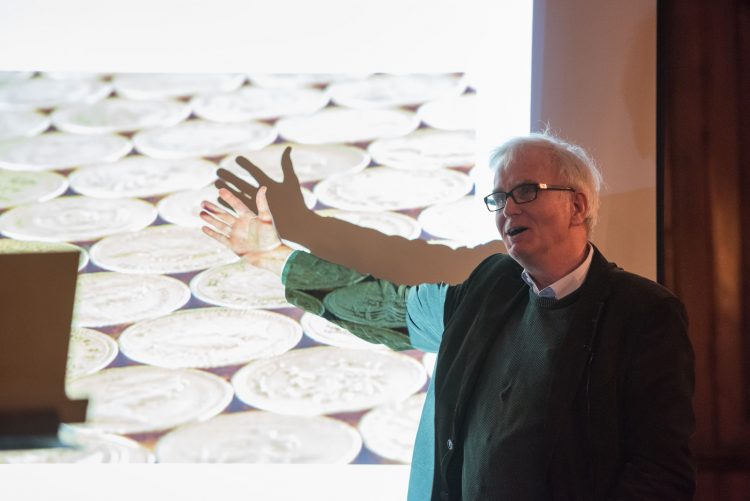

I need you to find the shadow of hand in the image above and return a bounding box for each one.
[214,146,310,238]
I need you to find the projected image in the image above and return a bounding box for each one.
[0,71,498,463]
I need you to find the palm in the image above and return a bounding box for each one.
[200,186,281,258]
[229,210,278,255]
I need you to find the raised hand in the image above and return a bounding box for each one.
[200,186,281,265]
[210,145,504,285]
[214,146,310,238]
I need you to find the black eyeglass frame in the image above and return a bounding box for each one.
[483,183,576,212]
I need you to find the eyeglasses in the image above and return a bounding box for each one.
[483,183,575,212]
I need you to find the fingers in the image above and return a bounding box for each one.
[214,180,254,214]
[235,156,274,187]
[201,200,236,220]
[201,225,231,247]
[280,146,301,185]
[213,178,242,197]
[200,197,238,234]
[201,216,230,235]
[215,168,259,213]
[199,207,233,233]
[216,196,235,213]
[217,167,258,194]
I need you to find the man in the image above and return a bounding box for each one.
[201,133,695,500]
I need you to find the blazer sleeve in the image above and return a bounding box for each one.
[608,296,696,500]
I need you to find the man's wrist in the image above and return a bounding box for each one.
[242,245,294,276]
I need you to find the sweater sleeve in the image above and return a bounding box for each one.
[406,283,448,353]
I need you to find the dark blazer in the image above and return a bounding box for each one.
[432,247,695,501]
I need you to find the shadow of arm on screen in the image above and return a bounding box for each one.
[215,147,506,286]
[286,213,505,285]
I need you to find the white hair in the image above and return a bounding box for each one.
[489,132,604,234]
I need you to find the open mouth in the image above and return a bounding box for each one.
[506,226,529,237]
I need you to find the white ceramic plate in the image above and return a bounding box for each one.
[155,411,362,464]
[358,392,426,463]
[368,129,475,171]
[0,132,132,171]
[112,73,245,100]
[118,307,302,369]
[69,156,217,199]
[0,78,111,111]
[66,328,119,379]
[0,196,156,243]
[133,120,277,159]
[221,142,370,184]
[73,272,191,327]
[52,97,191,134]
[313,166,472,212]
[66,365,234,434]
[89,225,239,274]
[191,87,329,122]
[190,261,289,310]
[232,346,426,416]
[0,170,68,209]
[0,110,50,140]
[277,108,419,145]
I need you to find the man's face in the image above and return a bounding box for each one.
[494,147,576,269]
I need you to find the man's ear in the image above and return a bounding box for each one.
[570,191,588,226]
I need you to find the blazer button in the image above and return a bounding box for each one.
[446,438,454,450]
[440,490,450,500]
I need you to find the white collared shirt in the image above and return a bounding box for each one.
[521,244,593,300]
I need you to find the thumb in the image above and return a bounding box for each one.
[256,186,274,224]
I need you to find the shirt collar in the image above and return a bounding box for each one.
[521,243,593,300]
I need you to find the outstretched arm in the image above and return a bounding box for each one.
[213,146,504,285]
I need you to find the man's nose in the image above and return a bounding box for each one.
[502,196,521,217]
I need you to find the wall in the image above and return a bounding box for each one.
[533,0,657,279]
